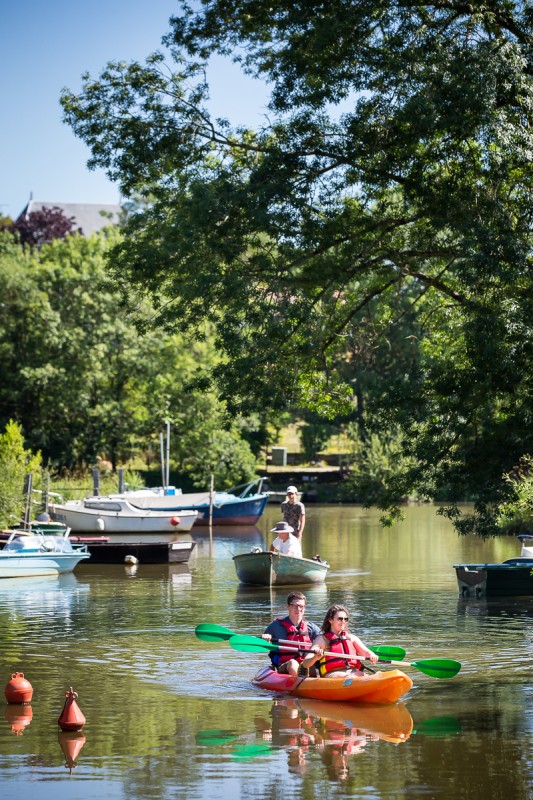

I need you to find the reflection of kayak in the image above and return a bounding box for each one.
[252,666,413,705]
[291,698,413,744]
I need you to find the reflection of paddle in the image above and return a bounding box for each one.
[229,635,461,679]
[413,717,462,737]
[196,729,239,745]
[231,742,273,761]
[194,623,406,660]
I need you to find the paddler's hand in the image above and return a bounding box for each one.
[366,650,379,664]
[262,634,272,641]
[310,646,324,657]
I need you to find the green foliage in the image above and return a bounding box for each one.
[496,457,533,535]
[0,231,258,483]
[0,420,41,526]
[61,2,533,532]
[340,426,416,507]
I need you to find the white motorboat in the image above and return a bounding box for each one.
[0,528,90,578]
[49,496,198,534]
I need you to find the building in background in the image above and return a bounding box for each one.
[17,199,122,237]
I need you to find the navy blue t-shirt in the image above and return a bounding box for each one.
[263,616,321,642]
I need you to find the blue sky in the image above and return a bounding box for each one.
[1,1,269,219]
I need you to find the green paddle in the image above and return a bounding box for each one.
[194,623,406,661]
[228,635,461,679]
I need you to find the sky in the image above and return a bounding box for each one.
[1,0,270,220]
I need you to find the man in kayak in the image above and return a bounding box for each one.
[269,521,303,558]
[299,604,378,677]
[262,591,323,676]
[281,486,306,539]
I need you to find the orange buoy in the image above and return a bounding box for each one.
[5,672,33,704]
[58,687,86,732]
[169,516,180,526]
[58,731,86,773]
[4,704,33,735]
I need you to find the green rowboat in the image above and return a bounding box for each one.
[232,551,329,586]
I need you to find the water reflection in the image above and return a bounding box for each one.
[57,731,86,774]
[4,705,32,736]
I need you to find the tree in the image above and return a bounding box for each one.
[0,230,257,484]
[11,206,81,247]
[0,420,41,527]
[61,2,533,532]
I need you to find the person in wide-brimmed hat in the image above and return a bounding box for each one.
[269,521,302,558]
[281,485,306,539]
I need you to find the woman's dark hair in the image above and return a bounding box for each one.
[321,604,349,633]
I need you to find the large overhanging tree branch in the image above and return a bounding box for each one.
[62,1,533,533]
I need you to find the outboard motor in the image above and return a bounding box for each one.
[517,534,533,558]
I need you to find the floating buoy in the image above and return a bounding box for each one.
[5,672,33,704]
[124,554,139,565]
[96,517,105,531]
[169,516,180,527]
[58,687,86,731]
[58,731,86,773]
[4,704,32,735]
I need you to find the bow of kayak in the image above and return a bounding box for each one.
[252,666,413,705]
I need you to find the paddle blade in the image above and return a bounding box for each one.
[412,659,462,679]
[195,623,236,642]
[229,635,276,653]
[372,645,406,661]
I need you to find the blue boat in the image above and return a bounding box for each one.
[123,478,269,526]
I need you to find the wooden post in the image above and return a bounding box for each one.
[92,468,100,497]
[42,470,49,512]
[165,420,171,491]
[209,473,215,529]
[160,432,165,490]
[23,473,33,530]
[118,468,125,494]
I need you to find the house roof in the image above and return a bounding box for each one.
[17,201,122,237]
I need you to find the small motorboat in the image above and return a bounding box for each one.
[454,534,533,597]
[233,550,329,586]
[252,666,413,705]
[49,496,198,534]
[0,527,90,578]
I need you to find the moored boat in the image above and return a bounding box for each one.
[0,529,90,578]
[49,497,198,534]
[454,535,533,597]
[233,550,329,586]
[123,481,269,526]
[252,665,413,705]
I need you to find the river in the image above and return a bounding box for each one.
[0,504,532,799]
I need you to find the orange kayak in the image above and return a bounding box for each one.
[252,666,413,705]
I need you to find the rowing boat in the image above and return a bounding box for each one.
[252,665,413,705]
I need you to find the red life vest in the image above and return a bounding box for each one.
[271,618,312,667]
[319,632,362,676]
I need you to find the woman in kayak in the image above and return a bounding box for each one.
[299,604,379,678]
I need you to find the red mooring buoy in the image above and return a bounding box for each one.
[58,731,86,773]
[5,672,33,704]
[58,687,86,732]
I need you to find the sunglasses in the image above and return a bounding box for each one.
[334,616,349,621]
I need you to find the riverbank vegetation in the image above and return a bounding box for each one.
[3,2,533,535]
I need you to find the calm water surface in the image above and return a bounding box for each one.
[1,504,532,799]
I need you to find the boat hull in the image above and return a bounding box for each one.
[233,551,328,586]
[128,492,269,526]
[69,537,196,564]
[0,552,89,578]
[50,500,197,533]
[454,558,533,597]
[252,666,413,705]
